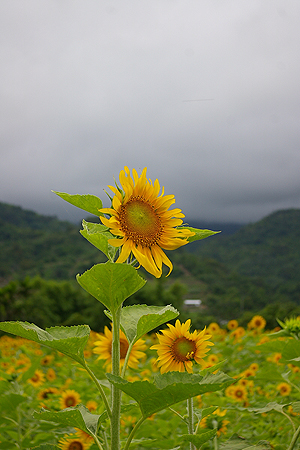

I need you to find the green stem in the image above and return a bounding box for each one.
[187,397,196,450]
[212,419,219,450]
[111,306,122,450]
[288,424,300,450]
[121,341,134,378]
[122,416,146,450]
[82,361,111,418]
[92,433,105,450]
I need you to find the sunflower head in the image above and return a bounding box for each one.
[247,315,266,331]
[151,319,213,374]
[100,166,195,278]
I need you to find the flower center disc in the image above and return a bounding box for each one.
[119,198,162,247]
[66,396,76,407]
[69,442,83,450]
[171,337,196,362]
[120,338,129,359]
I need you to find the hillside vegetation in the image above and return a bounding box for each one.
[1,201,300,330]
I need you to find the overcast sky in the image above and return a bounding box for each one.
[1,1,300,225]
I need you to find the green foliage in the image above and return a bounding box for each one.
[106,304,179,344]
[0,321,90,365]
[0,276,110,331]
[107,371,233,418]
[77,262,146,314]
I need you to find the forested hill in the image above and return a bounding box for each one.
[1,201,300,329]
[0,201,104,282]
[188,208,300,287]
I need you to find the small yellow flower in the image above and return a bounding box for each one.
[230,327,245,340]
[151,319,213,374]
[46,368,56,381]
[93,325,146,371]
[27,369,45,388]
[86,400,98,412]
[277,382,292,396]
[60,389,81,409]
[100,166,194,277]
[37,387,59,401]
[227,320,238,330]
[40,354,54,366]
[248,315,266,331]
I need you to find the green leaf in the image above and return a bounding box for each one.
[29,444,59,450]
[0,322,90,365]
[80,219,117,260]
[247,401,288,414]
[77,262,146,314]
[106,304,179,344]
[179,227,220,243]
[220,435,273,449]
[52,191,103,216]
[290,401,300,413]
[106,371,233,418]
[194,406,218,421]
[0,393,27,411]
[181,429,217,447]
[281,339,300,365]
[34,405,100,437]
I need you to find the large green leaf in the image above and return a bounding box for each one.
[107,371,233,418]
[106,304,179,344]
[0,322,90,365]
[178,227,220,242]
[247,401,289,414]
[52,191,103,216]
[77,262,146,313]
[181,429,217,447]
[220,435,273,449]
[80,219,117,260]
[34,405,100,437]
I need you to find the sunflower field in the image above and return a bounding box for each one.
[1,314,300,450]
[1,167,300,450]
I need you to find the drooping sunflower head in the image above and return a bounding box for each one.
[100,166,195,278]
[151,319,213,374]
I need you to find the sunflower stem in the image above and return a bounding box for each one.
[187,397,196,450]
[122,416,146,450]
[111,306,122,450]
[121,341,134,378]
[82,361,111,418]
[288,423,300,450]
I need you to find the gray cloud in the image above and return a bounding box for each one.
[1,1,300,224]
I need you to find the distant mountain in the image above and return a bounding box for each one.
[0,201,104,283]
[1,201,300,327]
[189,208,300,287]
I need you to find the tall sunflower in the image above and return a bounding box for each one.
[100,166,195,277]
[93,325,146,371]
[151,319,213,374]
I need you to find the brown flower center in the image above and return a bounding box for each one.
[65,396,77,407]
[171,337,196,362]
[118,197,162,247]
[68,442,83,450]
[120,338,129,359]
